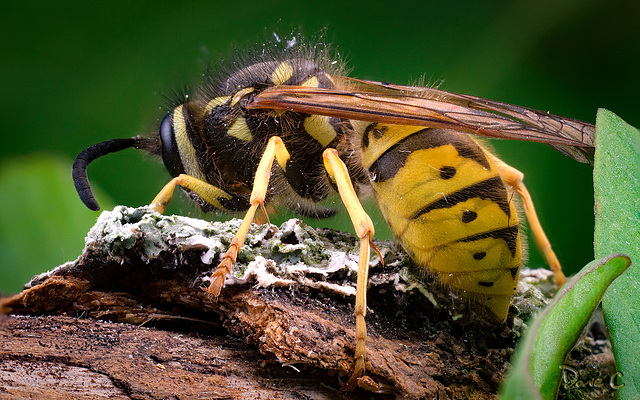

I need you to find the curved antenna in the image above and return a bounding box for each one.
[72,138,137,211]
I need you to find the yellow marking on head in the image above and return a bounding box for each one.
[271,62,294,85]
[304,114,337,148]
[227,117,253,142]
[173,106,207,181]
[301,76,320,88]
[203,95,231,115]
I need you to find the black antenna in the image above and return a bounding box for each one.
[72,138,137,211]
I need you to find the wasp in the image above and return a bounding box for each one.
[72,34,595,390]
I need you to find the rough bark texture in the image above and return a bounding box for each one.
[1,314,339,399]
[0,207,615,399]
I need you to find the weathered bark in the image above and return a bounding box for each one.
[0,207,615,399]
[1,314,344,399]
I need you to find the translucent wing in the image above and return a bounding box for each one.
[248,77,595,164]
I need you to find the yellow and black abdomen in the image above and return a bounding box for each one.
[360,123,521,321]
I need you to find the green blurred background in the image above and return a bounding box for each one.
[1,0,638,294]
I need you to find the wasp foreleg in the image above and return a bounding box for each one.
[150,174,234,214]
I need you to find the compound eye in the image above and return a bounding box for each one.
[159,110,185,177]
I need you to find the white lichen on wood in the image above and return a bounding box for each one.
[27,205,556,325]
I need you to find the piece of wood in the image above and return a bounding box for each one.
[0,207,615,399]
[0,314,345,399]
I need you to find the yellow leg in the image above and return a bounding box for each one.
[492,157,567,286]
[206,136,291,297]
[150,174,233,214]
[207,202,260,296]
[323,148,381,390]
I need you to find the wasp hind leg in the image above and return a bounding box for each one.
[323,148,382,392]
[491,156,567,286]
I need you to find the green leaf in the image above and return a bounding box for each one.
[500,254,630,400]
[594,109,640,398]
[0,154,113,294]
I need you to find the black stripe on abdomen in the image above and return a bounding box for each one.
[458,225,520,257]
[369,128,491,183]
[410,176,512,220]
